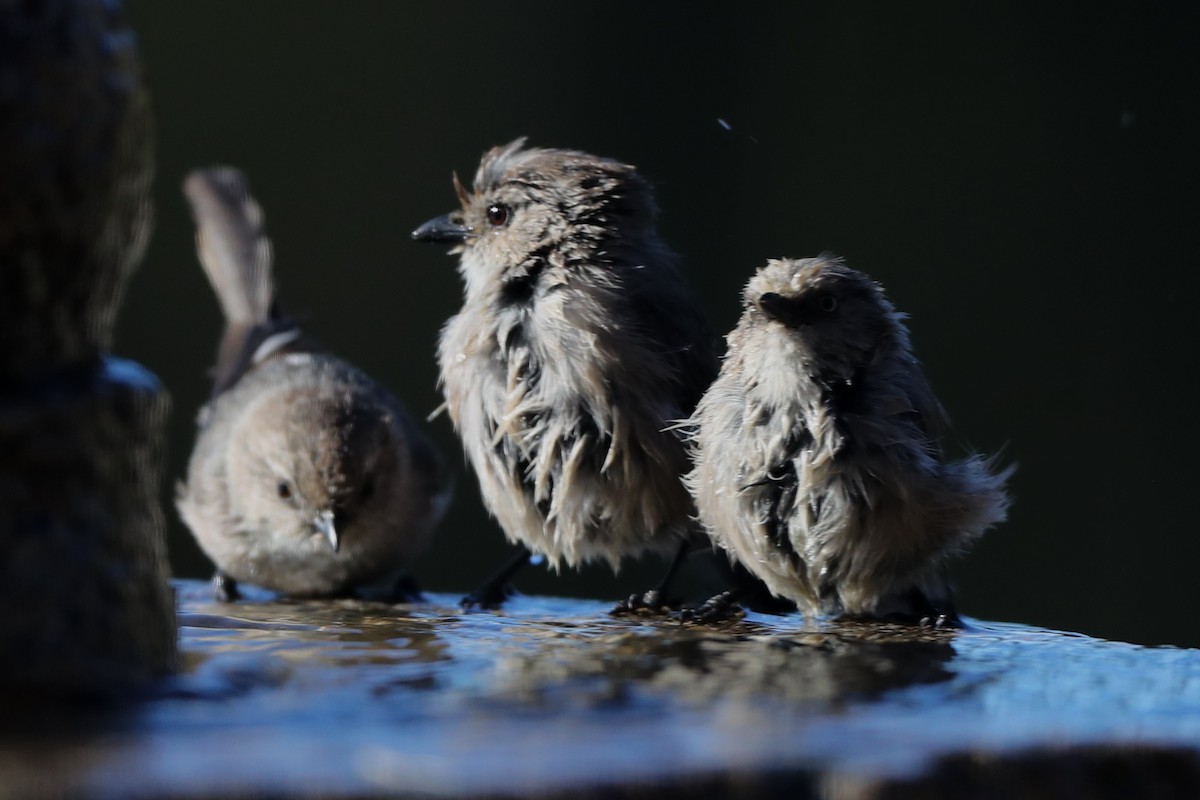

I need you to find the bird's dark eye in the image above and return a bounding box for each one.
[819,295,839,313]
[277,481,292,500]
[486,203,510,227]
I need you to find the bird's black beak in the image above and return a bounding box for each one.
[411,212,472,243]
[757,292,806,327]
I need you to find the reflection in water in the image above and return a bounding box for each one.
[161,584,961,728]
[3,582,1200,798]
[169,588,455,705]
[486,625,955,712]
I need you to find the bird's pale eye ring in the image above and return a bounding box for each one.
[819,295,839,312]
[486,203,510,227]
[277,481,293,500]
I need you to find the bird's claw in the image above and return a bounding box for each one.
[917,612,960,629]
[678,591,745,624]
[460,583,514,611]
[610,589,677,617]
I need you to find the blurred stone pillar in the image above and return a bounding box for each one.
[0,0,176,692]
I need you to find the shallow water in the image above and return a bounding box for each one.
[4,580,1200,797]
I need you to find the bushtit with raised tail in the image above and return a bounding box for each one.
[687,255,1011,624]
[177,168,449,601]
[412,139,717,608]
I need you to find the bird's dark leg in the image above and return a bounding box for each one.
[722,561,796,614]
[460,547,532,610]
[837,588,962,628]
[676,561,794,623]
[211,571,240,603]
[610,539,690,616]
[902,588,961,629]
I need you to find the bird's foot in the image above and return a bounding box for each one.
[460,581,514,611]
[917,611,961,629]
[211,571,240,603]
[610,588,678,617]
[461,549,531,611]
[677,591,746,624]
[898,587,961,629]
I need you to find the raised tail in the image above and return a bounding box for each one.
[183,167,274,326]
[183,168,301,396]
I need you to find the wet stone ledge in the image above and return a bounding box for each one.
[1,581,1199,798]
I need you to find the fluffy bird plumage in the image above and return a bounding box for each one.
[177,168,448,599]
[419,139,716,571]
[687,255,1011,621]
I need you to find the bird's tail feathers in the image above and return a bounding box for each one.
[183,167,275,326]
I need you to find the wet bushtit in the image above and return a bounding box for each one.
[177,168,449,601]
[687,256,1011,623]
[412,139,716,606]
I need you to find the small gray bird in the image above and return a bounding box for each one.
[412,139,717,606]
[687,255,1011,623]
[177,168,449,601]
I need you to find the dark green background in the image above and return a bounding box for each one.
[117,2,1200,647]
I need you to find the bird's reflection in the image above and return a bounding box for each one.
[174,593,453,701]
[483,617,957,712]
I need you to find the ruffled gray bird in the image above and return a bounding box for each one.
[178,168,449,601]
[687,255,1011,623]
[413,139,718,607]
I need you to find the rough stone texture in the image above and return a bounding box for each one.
[0,0,175,693]
[0,0,154,378]
[0,360,176,691]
